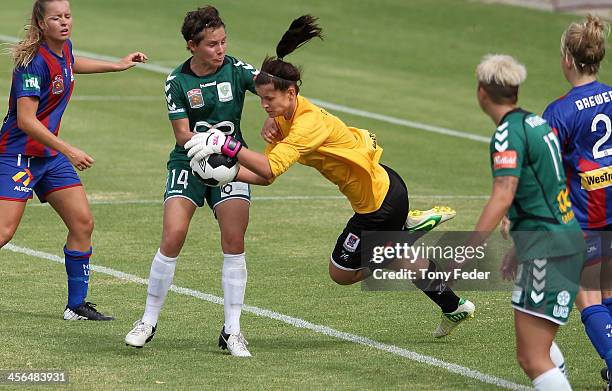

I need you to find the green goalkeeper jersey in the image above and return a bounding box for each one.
[489,109,584,260]
[165,55,258,155]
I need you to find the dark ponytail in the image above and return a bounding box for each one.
[255,15,323,92]
[276,15,323,60]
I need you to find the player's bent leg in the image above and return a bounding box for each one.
[160,197,197,257]
[575,262,612,376]
[126,198,195,347]
[216,198,249,254]
[0,200,27,248]
[514,310,572,390]
[46,185,93,252]
[46,187,111,320]
[216,199,251,357]
[388,258,471,337]
[328,261,371,285]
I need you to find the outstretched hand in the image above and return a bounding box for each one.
[117,52,148,71]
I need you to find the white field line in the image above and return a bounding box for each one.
[0,35,489,144]
[2,243,530,391]
[0,95,259,102]
[27,194,489,207]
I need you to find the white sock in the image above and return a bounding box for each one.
[549,341,567,378]
[222,252,247,335]
[533,367,572,391]
[142,249,177,326]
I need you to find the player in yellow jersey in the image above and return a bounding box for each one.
[185,15,474,337]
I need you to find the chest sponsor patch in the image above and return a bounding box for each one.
[579,165,612,191]
[52,75,64,95]
[492,150,517,170]
[217,82,233,102]
[187,89,204,109]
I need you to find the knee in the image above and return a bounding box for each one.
[516,349,533,374]
[220,232,245,254]
[0,225,17,248]
[69,214,94,238]
[328,265,359,285]
[516,348,546,378]
[160,227,190,256]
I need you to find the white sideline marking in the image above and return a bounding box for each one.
[2,243,530,391]
[0,95,259,102]
[0,35,489,144]
[27,194,489,207]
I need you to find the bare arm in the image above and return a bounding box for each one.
[17,97,93,170]
[171,118,193,147]
[73,52,148,74]
[236,147,274,181]
[468,176,518,246]
[236,165,274,186]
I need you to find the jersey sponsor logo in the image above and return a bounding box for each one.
[201,81,216,88]
[22,74,41,91]
[12,168,33,187]
[492,150,517,169]
[574,90,612,111]
[217,82,233,102]
[579,165,612,191]
[187,89,204,109]
[343,232,360,252]
[525,115,546,128]
[52,75,64,95]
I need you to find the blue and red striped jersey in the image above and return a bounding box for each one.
[543,81,612,229]
[0,40,74,157]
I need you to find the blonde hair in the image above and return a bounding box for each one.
[476,54,526,104]
[9,0,67,68]
[561,15,610,75]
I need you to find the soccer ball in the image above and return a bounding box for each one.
[190,153,239,187]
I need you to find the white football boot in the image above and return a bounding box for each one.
[219,328,251,357]
[433,298,475,338]
[125,320,156,348]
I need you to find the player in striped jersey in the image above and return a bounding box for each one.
[542,15,612,389]
[0,0,147,320]
[185,15,473,340]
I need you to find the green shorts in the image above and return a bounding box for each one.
[164,153,250,210]
[511,252,584,325]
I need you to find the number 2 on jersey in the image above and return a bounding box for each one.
[592,113,612,159]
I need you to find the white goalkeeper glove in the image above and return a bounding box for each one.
[184,129,242,161]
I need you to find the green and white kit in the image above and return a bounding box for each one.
[164,55,257,209]
[489,109,585,325]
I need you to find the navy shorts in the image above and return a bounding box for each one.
[584,228,612,267]
[0,154,81,203]
[330,165,409,271]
